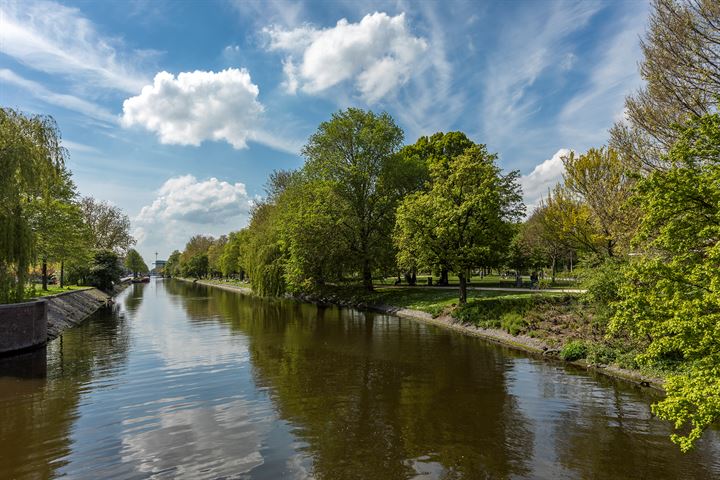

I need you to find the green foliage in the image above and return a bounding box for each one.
[611,113,720,451]
[303,108,405,289]
[124,249,148,276]
[395,140,524,303]
[0,108,66,303]
[79,196,135,254]
[165,250,181,277]
[581,259,625,325]
[87,250,122,291]
[560,341,587,361]
[500,312,525,335]
[455,295,569,328]
[182,254,209,278]
[585,343,617,366]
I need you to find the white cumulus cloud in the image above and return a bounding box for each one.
[133,175,255,259]
[265,12,428,103]
[137,175,254,225]
[121,69,264,149]
[519,148,571,213]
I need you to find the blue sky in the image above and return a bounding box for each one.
[0,0,650,264]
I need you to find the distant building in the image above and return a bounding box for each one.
[151,259,167,275]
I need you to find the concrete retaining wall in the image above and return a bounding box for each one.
[0,300,47,354]
[46,289,110,340]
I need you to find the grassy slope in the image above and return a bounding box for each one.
[29,285,90,298]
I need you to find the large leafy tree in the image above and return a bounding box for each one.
[611,113,720,451]
[0,108,66,303]
[124,249,148,277]
[302,108,404,290]
[396,144,524,303]
[395,132,475,284]
[276,177,349,291]
[28,167,91,290]
[80,196,135,254]
[561,147,638,259]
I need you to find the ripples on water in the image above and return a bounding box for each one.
[0,279,718,479]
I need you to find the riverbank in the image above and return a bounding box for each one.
[45,288,113,340]
[182,278,663,390]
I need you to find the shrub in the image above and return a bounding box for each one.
[586,343,617,365]
[560,340,587,361]
[500,312,525,335]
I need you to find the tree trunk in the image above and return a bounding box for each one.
[60,260,65,288]
[551,256,556,284]
[459,273,467,304]
[439,268,449,286]
[42,259,48,291]
[362,258,373,291]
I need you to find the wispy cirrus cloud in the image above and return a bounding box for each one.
[0,68,117,123]
[480,2,602,146]
[0,0,150,94]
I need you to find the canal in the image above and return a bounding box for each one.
[1,279,718,479]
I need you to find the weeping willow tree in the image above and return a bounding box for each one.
[0,108,66,303]
[243,203,286,297]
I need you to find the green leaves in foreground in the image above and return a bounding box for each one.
[611,113,720,451]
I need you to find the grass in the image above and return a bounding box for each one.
[28,284,90,298]
[301,284,565,318]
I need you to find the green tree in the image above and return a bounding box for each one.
[28,167,91,290]
[87,250,122,291]
[276,177,349,291]
[302,108,404,290]
[611,113,720,451]
[561,147,637,259]
[220,230,248,278]
[396,132,476,284]
[395,144,524,303]
[124,249,148,277]
[207,235,227,277]
[0,108,66,303]
[165,250,181,277]
[79,196,135,254]
[183,254,209,278]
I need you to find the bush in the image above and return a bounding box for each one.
[582,260,625,325]
[87,250,122,292]
[586,343,617,365]
[560,340,587,361]
[500,312,525,335]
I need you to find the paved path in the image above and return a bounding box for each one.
[378,285,586,294]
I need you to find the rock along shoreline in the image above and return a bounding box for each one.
[184,278,664,391]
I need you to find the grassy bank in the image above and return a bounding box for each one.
[29,285,91,299]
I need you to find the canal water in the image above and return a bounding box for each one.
[1,279,718,479]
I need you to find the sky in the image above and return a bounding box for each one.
[0,0,650,266]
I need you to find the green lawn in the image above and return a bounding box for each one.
[323,285,568,317]
[29,285,90,298]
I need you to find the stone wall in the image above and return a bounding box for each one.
[0,300,47,354]
[46,289,110,340]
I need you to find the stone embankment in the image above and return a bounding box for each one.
[46,288,112,340]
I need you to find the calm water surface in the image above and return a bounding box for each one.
[1,279,718,479]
